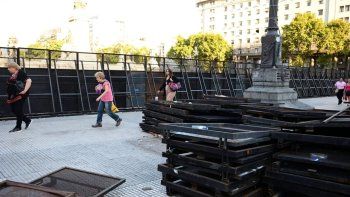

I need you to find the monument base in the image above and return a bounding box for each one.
[243,68,312,109]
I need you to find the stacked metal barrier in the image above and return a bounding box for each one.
[158,123,278,196]
[266,119,350,196]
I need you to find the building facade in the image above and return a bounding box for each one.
[197,0,350,62]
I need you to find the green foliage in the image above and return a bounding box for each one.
[98,44,151,64]
[26,35,65,59]
[167,33,231,70]
[282,13,350,67]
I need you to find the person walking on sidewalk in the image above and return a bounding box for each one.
[92,72,122,128]
[335,78,346,105]
[6,62,32,132]
[344,79,350,103]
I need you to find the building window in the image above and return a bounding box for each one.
[345,17,349,22]
[256,28,260,33]
[231,31,235,36]
[256,19,260,24]
[285,4,289,10]
[224,23,227,27]
[307,0,311,6]
[210,9,215,13]
[319,0,323,5]
[210,17,215,22]
[225,15,227,20]
[346,5,350,11]
[240,21,243,26]
[248,1,252,6]
[232,14,235,18]
[247,38,251,43]
[340,6,345,12]
[257,9,260,14]
[256,0,260,3]
[224,32,227,36]
[240,3,243,8]
[248,11,251,16]
[295,2,300,8]
[318,9,323,15]
[210,25,215,30]
[248,29,251,34]
[232,22,235,27]
[239,30,242,35]
[265,18,269,23]
[240,12,243,17]
[284,15,289,20]
[232,5,235,9]
[225,6,228,11]
[248,20,251,25]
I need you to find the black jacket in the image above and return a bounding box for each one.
[7,70,30,100]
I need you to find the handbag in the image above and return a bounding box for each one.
[169,82,181,91]
[111,103,119,113]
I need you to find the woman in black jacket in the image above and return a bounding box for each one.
[6,62,32,133]
[157,69,179,101]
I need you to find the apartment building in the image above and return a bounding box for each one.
[197,0,350,61]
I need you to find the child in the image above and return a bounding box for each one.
[92,72,122,128]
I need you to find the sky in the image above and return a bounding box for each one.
[0,0,200,48]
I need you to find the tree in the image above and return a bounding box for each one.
[98,44,151,64]
[26,34,65,59]
[282,13,328,66]
[167,33,231,70]
[326,19,350,68]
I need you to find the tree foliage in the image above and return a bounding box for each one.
[167,33,231,69]
[98,44,151,64]
[26,34,65,59]
[167,33,232,60]
[282,13,350,67]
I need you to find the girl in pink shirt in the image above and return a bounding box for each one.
[92,72,122,128]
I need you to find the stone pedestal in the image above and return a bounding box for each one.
[244,68,298,104]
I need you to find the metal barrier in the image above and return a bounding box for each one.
[0,47,349,118]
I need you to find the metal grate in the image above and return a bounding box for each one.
[0,180,76,197]
[30,167,125,197]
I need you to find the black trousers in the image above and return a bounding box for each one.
[336,89,344,104]
[10,98,30,129]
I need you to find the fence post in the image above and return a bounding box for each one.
[16,48,20,65]
[101,53,105,71]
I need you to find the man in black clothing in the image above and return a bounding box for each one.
[6,62,32,132]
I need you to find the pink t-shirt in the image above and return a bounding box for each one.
[101,81,114,102]
[335,81,346,90]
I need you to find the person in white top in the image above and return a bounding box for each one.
[335,78,346,105]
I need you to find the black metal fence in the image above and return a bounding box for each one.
[0,47,348,118]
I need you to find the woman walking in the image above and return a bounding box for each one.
[335,78,346,105]
[344,79,350,103]
[157,69,180,101]
[92,72,122,128]
[6,62,32,132]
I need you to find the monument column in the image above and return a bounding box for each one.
[243,0,299,106]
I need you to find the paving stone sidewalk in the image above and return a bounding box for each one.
[0,112,167,197]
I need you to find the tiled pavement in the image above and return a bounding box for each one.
[0,112,167,196]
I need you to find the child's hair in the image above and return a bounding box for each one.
[94,71,105,79]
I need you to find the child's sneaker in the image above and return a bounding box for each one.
[116,119,122,127]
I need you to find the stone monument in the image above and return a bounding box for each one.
[243,0,304,108]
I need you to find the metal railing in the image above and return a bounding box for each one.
[0,47,348,118]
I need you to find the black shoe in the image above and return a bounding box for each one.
[92,123,102,128]
[116,119,122,127]
[9,127,22,133]
[25,119,32,129]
